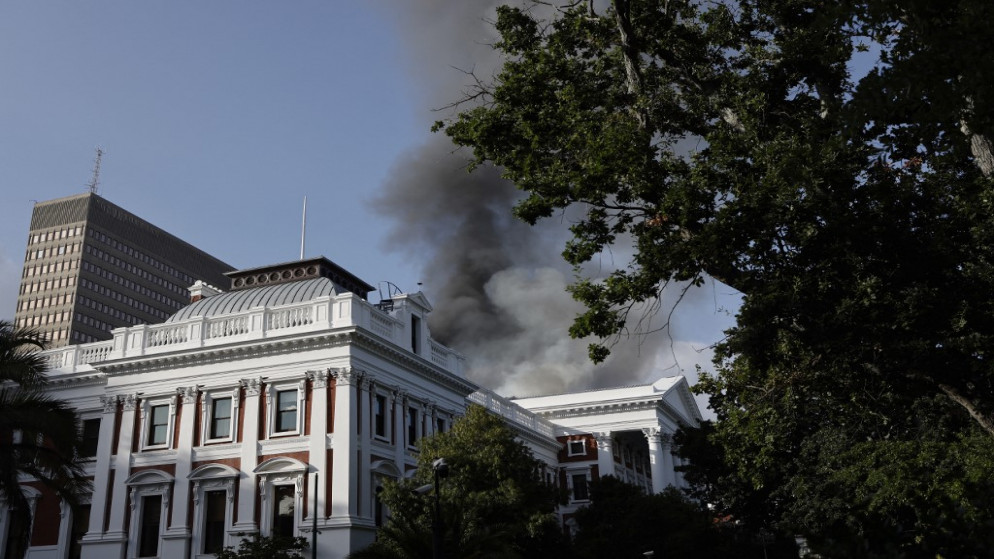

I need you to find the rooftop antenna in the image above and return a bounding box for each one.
[299,195,307,260]
[87,147,103,194]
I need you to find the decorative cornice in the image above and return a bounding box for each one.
[46,373,107,389]
[348,332,477,396]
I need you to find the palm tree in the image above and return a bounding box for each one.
[1,321,90,559]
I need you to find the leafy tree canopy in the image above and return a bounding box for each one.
[572,476,796,559]
[350,404,567,559]
[0,321,90,559]
[438,0,994,554]
[214,534,308,559]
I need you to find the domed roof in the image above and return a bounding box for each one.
[166,277,338,323]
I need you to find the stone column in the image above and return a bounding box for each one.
[330,368,359,518]
[233,378,262,534]
[660,434,675,488]
[424,403,437,437]
[643,428,673,494]
[306,370,329,521]
[672,452,686,488]
[83,396,119,539]
[162,387,199,556]
[392,390,407,468]
[594,432,615,481]
[358,375,373,518]
[105,394,139,538]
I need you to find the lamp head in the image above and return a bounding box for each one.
[432,457,450,478]
[411,483,434,496]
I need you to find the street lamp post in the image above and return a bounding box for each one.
[431,458,449,559]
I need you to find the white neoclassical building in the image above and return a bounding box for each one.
[1,256,701,559]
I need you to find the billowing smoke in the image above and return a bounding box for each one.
[373,2,733,402]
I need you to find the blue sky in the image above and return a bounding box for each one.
[0,1,739,404]
[0,2,428,313]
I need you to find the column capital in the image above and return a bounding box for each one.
[100,395,119,413]
[307,370,329,389]
[121,393,139,411]
[178,386,199,404]
[240,377,263,396]
[332,367,360,386]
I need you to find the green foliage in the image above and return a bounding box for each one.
[0,321,90,559]
[214,533,308,559]
[349,404,568,559]
[441,0,994,555]
[572,476,796,559]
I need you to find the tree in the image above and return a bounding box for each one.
[437,0,994,553]
[0,321,89,559]
[214,534,308,559]
[572,476,795,559]
[349,404,568,559]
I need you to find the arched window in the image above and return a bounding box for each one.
[253,457,309,538]
[189,463,239,557]
[370,460,402,527]
[124,470,174,559]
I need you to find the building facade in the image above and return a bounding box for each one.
[14,193,234,347]
[1,257,700,559]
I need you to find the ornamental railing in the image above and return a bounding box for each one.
[40,292,466,377]
[468,388,557,439]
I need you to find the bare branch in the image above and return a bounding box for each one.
[936,382,994,438]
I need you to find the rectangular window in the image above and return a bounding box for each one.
[411,315,421,353]
[272,485,295,538]
[210,398,232,439]
[374,394,387,437]
[275,390,298,433]
[571,474,589,501]
[568,440,586,456]
[80,418,100,458]
[407,407,418,446]
[147,405,169,446]
[202,490,227,554]
[138,495,162,557]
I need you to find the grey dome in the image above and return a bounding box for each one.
[167,277,339,322]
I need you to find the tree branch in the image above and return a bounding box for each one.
[936,382,994,438]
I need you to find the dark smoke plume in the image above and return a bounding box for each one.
[373,2,732,401]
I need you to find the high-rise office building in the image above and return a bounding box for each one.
[13,193,234,346]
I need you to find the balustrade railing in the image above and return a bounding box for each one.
[39,293,465,378]
[468,389,557,438]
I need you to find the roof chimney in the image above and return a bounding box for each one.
[188,280,222,303]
